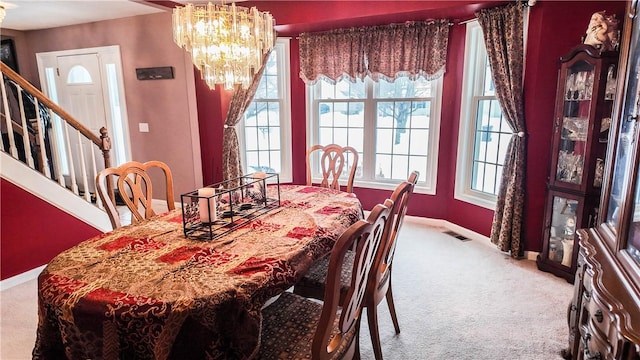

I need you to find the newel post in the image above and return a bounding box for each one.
[99,127,114,203]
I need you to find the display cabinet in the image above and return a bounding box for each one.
[537,44,619,283]
[541,190,599,274]
[564,1,640,359]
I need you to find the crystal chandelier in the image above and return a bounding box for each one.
[172,2,276,91]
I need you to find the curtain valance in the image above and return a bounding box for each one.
[299,19,450,84]
[299,27,369,84]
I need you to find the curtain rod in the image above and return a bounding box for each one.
[457,18,477,26]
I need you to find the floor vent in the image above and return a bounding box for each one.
[443,230,470,242]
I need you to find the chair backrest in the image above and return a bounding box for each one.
[306,144,359,193]
[312,202,392,360]
[368,171,419,301]
[96,160,175,229]
[407,170,419,186]
[388,170,419,250]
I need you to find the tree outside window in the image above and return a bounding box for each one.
[309,75,442,193]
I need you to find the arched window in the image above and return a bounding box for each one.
[67,65,92,84]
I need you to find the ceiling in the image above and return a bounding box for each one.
[0,1,492,34]
[0,1,168,31]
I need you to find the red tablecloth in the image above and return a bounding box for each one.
[33,185,362,360]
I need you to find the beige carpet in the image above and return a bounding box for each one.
[0,217,573,359]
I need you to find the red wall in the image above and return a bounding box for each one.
[520,1,626,252]
[194,0,627,253]
[1,179,101,279]
[1,1,627,280]
[195,79,230,186]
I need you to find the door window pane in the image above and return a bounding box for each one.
[67,65,92,84]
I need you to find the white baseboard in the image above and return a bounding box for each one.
[404,215,539,260]
[0,265,46,291]
[404,215,490,243]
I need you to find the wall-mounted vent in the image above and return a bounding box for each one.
[443,230,470,242]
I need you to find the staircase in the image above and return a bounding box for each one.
[0,61,113,232]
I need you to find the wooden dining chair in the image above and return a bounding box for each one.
[364,171,418,359]
[306,144,359,193]
[293,171,419,360]
[258,202,392,360]
[95,160,175,230]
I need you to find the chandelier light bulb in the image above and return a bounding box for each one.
[173,2,276,91]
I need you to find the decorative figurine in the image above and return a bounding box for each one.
[564,217,576,238]
[583,11,619,52]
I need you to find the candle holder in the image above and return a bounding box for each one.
[181,173,280,240]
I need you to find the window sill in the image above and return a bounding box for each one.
[453,189,496,211]
[309,178,435,195]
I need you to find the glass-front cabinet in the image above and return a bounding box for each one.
[600,0,640,269]
[598,0,640,280]
[543,192,599,269]
[537,45,619,283]
[564,2,640,359]
[550,58,616,192]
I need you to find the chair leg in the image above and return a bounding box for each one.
[367,305,384,360]
[386,285,401,334]
[354,316,362,360]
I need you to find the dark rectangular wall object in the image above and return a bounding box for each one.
[136,66,174,80]
[1,39,19,73]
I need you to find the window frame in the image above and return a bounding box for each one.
[237,38,292,183]
[306,76,442,194]
[455,21,507,210]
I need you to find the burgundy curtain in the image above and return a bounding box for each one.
[477,3,527,258]
[222,51,271,187]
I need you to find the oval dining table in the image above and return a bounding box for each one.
[32,184,363,360]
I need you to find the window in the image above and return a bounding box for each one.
[239,38,292,182]
[105,63,127,166]
[67,65,92,84]
[455,21,512,209]
[307,76,442,194]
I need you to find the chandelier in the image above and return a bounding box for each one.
[172,2,276,91]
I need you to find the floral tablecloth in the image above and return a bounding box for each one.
[32,185,362,360]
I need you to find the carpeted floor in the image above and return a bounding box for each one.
[0,217,573,359]
[357,217,573,359]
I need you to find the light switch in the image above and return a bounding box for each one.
[139,123,149,132]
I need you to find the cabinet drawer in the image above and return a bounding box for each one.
[581,327,613,360]
[576,258,586,282]
[586,290,612,341]
[583,269,593,294]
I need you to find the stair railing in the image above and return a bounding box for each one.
[1,61,112,206]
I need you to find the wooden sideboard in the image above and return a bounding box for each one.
[564,228,640,360]
[563,1,640,359]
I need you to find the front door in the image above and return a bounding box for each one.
[37,46,131,196]
[57,53,107,194]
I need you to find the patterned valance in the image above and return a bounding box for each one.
[299,27,369,84]
[299,19,451,84]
